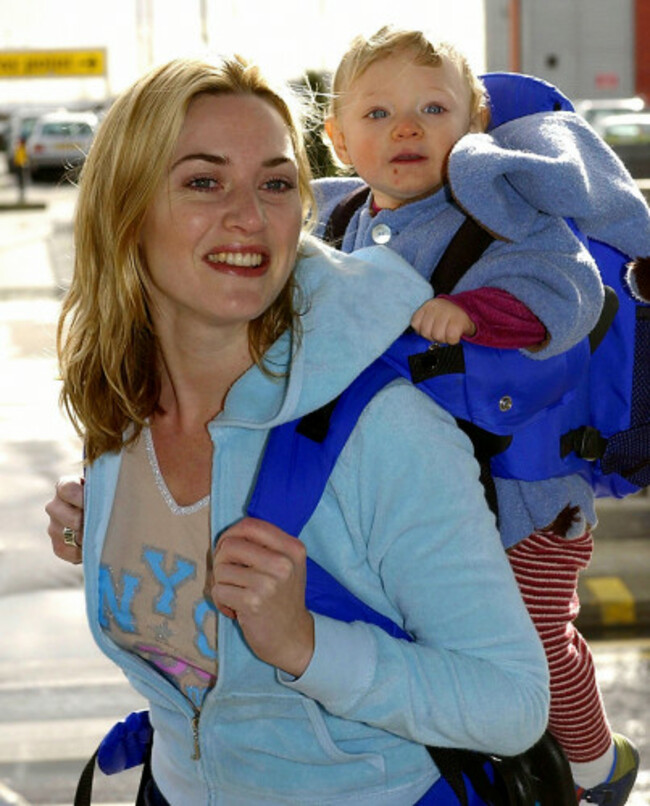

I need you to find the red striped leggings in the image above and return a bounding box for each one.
[508,529,612,763]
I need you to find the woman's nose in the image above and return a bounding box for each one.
[223,188,266,232]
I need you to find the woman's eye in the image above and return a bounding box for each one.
[187,176,219,190]
[367,109,389,120]
[262,177,295,193]
[424,104,444,115]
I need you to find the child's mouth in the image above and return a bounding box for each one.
[392,153,426,163]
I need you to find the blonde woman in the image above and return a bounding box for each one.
[48,56,548,804]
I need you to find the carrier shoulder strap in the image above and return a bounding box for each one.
[247,356,401,537]
[324,184,496,295]
[323,185,370,249]
[431,217,496,295]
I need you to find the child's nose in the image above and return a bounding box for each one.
[392,116,423,139]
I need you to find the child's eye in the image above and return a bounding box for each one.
[424,104,444,115]
[367,108,389,120]
[262,177,296,193]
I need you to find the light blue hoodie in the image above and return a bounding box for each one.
[82,238,549,805]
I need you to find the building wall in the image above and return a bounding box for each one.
[635,0,650,98]
[485,0,636,99]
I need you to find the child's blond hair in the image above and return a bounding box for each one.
[329,26,488,128]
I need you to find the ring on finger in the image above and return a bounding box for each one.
[62,526,81,549]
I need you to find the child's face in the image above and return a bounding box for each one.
[327,51,481,210]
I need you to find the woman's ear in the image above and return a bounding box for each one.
[324,116,353,166]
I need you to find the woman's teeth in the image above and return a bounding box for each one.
[209,252,264,267]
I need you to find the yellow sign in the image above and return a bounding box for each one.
[0,49,106,79]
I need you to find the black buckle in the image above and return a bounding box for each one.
[560,426,608,461]
[408,343,465,384]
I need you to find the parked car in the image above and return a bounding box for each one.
[598,112,650,178]
[6,105,63,172]
[25,110,98,178]
[573,96,646,134]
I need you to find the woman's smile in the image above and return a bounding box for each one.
[205,247,270,276]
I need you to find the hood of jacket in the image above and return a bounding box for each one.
[447,110,650,262]
[217,234,432,430]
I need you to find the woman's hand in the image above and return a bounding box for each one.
[45,476,85,565]
[211,517,314,677]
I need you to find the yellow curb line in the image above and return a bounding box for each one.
[584,576,637,626]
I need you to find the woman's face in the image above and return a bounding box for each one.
[139,92,303,338]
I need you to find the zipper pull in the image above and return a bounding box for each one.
[191,713,201,760]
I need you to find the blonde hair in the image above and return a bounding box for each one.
[329,26,488,127]
[59,56,314,463]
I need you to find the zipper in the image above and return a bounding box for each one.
[94,626,203,762]
[191,711,201,761]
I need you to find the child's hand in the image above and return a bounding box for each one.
[411,298,476,345]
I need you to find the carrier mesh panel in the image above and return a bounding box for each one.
[606,307,650,488]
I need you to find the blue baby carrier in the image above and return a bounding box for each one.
[324,72,650,507]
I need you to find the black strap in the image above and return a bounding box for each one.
[430,216,496,295]
[296,395,341,443]
[408,343,466,384]
[323,185,371,248]
[428,729,575,806]
[427,746,508,806]
[74,748,99,806]
[324,184,495,296]
[589,286,619,353]
[74,741,152,806]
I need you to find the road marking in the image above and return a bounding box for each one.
[584,575,636,626]
[0,716,120,762]
[0,656,127,691]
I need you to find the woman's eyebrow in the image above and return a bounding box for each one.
[171,153,227,170]
[171,153,294,170]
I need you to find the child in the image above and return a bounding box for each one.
[315,26,643,805]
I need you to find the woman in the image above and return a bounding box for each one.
[49,55,548,804]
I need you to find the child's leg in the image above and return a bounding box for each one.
[507,528,612,762]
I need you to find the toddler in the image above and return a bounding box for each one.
[314,26,640,805]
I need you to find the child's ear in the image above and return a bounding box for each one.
[324,116,353,165]
[469,106,490,133]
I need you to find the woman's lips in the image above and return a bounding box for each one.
[205,248,269,276]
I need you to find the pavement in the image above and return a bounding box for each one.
[0,175,649,804]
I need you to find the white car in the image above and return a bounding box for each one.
[598,112,650,178]
[26,110,98,177]
[573,97,646,135]
[6,104,63,173]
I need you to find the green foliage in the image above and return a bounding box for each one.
[294,70,339,179]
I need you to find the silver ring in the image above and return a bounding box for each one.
[62,526,81,548]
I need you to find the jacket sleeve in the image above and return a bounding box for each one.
[453,214,603,359]
[440,287,547,348]
[281,381,550,757]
